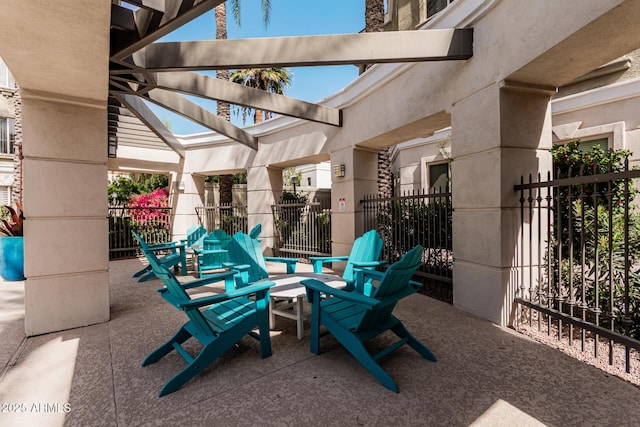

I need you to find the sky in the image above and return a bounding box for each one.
[151,1,366,135]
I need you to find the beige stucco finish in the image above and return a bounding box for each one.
[111,0,640,325]
[1,0,639,333]
[0,1,110,335]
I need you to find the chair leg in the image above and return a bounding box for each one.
[158,342,227,397]
[309,299,321,355]
[142,326,191,366]
[391,321,436,362]
[137,270,156,282]
[256,307,273,359]
[336,332,399,393]
[133,264,151,278]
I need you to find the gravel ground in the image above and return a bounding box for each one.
[513,319,640,388]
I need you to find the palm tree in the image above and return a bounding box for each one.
[12,82,22,205]
[364,0,392,198]
[216,1,271,206]
[229,68,292,124]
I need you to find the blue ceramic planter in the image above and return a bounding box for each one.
[0,236,25,281]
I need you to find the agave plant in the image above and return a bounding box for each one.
[0,202,24,236]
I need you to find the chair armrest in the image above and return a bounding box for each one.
[301,278,379,309]
[158,270,237,293]
[309,256,348,264]
[309,256,348,273]
[351,260,388,268]
[198,249,228,256]
[264,256,298,264]
[147,241,186,252]
[177,280,275,309]
[264,256,298,274]
[223,262,250,272]
[354,268,385,282]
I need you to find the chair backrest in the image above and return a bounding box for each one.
[185,225,207,247]
[132,230,151,253]
[355,245,423,332]
[227,232,269,283]
[343,229,384,282]
[208,229,232,249]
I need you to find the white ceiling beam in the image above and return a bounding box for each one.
[134,29,473,71]
[146,88,259,150]
[156,72,342,126]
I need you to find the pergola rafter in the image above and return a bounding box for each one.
[108,1,473,157]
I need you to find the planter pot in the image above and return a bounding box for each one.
[0,236,25,281]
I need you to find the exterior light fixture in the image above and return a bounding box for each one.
[176,181,185,191]
[334,164,345,178]
[108,135,118,158]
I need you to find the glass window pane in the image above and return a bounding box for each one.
[427,0,450,18]
[8,118,14,154]
[429,163,449,192]
[577,138,608,154]
[0,58,7,88]
[0,119,7,154]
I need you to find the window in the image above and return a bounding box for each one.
[573,137,608,153]
[0,118,15,155]
[0,186,10,205]
[428,163,449,193]
[0,57,15,89]
[427,0,454,19]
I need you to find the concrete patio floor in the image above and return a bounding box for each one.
[1,258,640,427]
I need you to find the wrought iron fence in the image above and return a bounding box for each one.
[515,159,640,373]
[108,204,172,259]
[271,199,331,259]
[194,203,248,235]
[361,188,453,303]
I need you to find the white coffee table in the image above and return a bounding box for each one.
[267,273,347,340]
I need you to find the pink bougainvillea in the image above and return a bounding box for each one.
[129,188,170,229]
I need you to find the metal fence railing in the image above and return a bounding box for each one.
[271,199,332,259]
[515,160,640,374]
[194,203,248,235]
[361,188,452,303]
[108,204,172,260]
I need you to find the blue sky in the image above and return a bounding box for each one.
[151,1,366,135]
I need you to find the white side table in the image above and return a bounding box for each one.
[268,273,346,339]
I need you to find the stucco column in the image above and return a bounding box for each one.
[246,165,282,254]
[329,147,378,257]
[22,93,109,336]
[451,83,553,326]
[170,170,205,240]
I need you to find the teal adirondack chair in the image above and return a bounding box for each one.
[302,245,436,393]
[249,223,262,240]
[309,229,386,294]
[182,224,207,248]
[141,245,274,397]
[131,230,187,282]
[226,232,298,290]
[181,225,207,268]
[197,229,232,278]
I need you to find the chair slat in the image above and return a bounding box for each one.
[306,245,436,393]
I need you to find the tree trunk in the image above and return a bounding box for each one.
[363,0,385,73]
[255,108,263,124]
[216,3,233,204]
[219,174,233,205]
[215,3,231,122]
[12,82,22,204]
[364,0,393,198]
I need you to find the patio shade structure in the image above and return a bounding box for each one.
[108,0,473,156]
